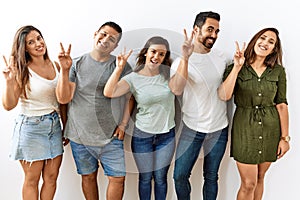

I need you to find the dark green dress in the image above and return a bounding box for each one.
[223,64,288,164]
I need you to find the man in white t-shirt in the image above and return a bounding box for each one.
[169,11,229,200]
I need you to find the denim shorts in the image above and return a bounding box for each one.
[10,111,63,162]
[70,139,126,176]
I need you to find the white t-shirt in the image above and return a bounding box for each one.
[171,49,229,133]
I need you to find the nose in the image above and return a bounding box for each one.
[102,35,110,43]
[211,31,218,38]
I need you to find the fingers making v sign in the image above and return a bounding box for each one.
[117,48,132,69]
[233,41,246,71]
[181,29,195,60]
[2,56,17,81]
[58,43,72,70]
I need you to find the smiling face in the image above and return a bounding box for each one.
[145,44,167,71]
[25,30,47,58]
[254,30,277,57]
[93,25,120,54]
[194,17,220,50]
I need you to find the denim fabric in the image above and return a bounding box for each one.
[173,123,228,200]
[70,139,125,176]
[10,111,63,162]
[131,127,175,200]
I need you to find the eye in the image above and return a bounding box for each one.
[37,35,43,41]
[159,52,166,57]
[109,37,116,43]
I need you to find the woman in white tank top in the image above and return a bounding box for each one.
[2,25,67,200]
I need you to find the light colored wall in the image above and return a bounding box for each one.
[0,0,299,199]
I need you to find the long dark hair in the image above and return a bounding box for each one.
[244,27,283,68]
[134,36,172,80]
[11,25,50,98]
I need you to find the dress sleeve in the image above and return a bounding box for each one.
[222,63,234,81]
[275,67,288,105]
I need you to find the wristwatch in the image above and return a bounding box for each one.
[280,136,291,142]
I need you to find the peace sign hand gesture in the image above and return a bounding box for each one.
[58,43,72,71]
[2,56,17,82]
[117,48,132,69]
[233,41,246,71]
[181,29,194,60]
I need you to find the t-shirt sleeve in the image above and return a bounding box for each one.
[121,73,134,93]
[222,63,234,82]
[275,67,288,105]
[69,62,76,83]
[170,57,180,77]
[120,62,132,78]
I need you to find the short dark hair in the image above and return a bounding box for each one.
[193,11,220,28]
[98,21,122,42]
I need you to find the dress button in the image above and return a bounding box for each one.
[258,78,261,81]
[259,151,262,154]
[255,106,259,109]
[258,121,262,125]
[258,93,262,96]
[259,136,263,139]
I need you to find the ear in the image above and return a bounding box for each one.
[94,31,98,38]
[193,26,199,33]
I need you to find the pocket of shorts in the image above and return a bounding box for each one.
[22,117,42,126]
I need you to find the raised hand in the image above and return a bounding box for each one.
[2,56,17,81]
[117,48,132,69]
[182,29,194,60]
[233,41,246,70]
[58,43,72,70]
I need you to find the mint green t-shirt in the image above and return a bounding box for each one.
[122,72,175,134]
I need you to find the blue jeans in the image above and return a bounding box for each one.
[173,124,228,200]
[131,127,175,200]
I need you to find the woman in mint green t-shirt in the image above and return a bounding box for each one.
[104,36,175,200]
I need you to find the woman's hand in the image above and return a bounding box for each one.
[117,48,132,69]
[233,41,246,71]
[58,43,72,70]
[2,56,17,82]
[277,140,290,159]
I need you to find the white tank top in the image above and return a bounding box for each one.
[20,62,60,116]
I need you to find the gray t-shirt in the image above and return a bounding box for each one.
[65,53,132,146]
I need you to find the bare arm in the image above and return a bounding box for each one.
[169,29,194,95]
[113,94,135,140]
[276,103,290,159]
[218,41,246,101]
[56,43,76,104]
[2,56,21,110]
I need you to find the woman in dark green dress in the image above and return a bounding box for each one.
[218,27,290,200]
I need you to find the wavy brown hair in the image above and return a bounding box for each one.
[244,27,283,68]
[11,25,50,98]
[134,36,172,80]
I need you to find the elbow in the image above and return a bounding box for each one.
[103,90,113,98]
[219,95,232,101]
[217,88,232,101]
[56,96,71,104]
[171,88,183,96]
[2,103,16,111]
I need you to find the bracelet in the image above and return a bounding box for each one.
[118,122,128,128]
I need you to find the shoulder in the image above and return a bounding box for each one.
[54,61,60,71]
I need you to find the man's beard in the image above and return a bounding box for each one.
[203,37,216,49]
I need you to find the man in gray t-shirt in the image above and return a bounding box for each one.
[56,22,133,200]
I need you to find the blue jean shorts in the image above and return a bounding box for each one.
[70,139,126,177]
[10,111,63,162]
